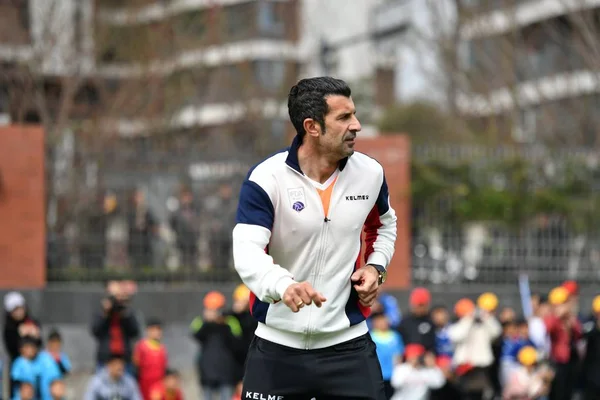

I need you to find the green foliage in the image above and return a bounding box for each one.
[411,154,600,232]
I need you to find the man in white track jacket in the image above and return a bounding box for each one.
[233,77,397,400]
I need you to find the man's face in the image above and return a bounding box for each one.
[108,359,125,380]
[319,95,361,159]
[412,303,430,316]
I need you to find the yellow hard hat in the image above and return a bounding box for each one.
[592,295,600,314]
[477,292,499,312]
[549,286,569,306]
[233,284,250,302]
[518,346,538,366]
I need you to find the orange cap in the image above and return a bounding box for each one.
[404,344,426,359]
[454,298,475,318]
[562,280,579,296]
[410,287,431,306]
[203,291,226,310]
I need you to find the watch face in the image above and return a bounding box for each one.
[380,271,387,284]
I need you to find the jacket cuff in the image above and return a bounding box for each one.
[274,276,296,302]
[366,252,388,269]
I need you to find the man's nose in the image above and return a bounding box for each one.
[350,115,362,132]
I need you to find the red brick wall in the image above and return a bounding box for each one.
[0,125,46,289]
[356,135,411,289]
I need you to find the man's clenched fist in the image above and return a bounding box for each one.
[282,282,327,313]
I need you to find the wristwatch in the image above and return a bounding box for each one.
[369,264,387,285]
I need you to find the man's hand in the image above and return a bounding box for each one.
[351,265,379,307]
[282,282,327,313]
[101,298,113,314]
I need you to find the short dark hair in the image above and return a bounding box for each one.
[288,77,351,140]
[47,329,62,342]
[370,310,386,319]
[146,318,162,328]
[107,353,125,363]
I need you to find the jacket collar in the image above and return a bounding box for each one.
[285,135,349,174]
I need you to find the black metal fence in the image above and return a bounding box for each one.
[45,143,600,287]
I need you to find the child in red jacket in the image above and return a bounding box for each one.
[150,369,184,400]
[133,318,168,400]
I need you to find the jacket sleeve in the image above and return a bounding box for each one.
[422,368,446,389]
[121,311,141,339]
[83,377,98,400]
[363,171,397,269]
[448,316,474,344]
[232,173,295,303]
[390,365,411,389]
[91,312,110,339]
[3,322,21,360]
[483,315,502,340]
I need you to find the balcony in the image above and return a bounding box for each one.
[95,1,299,72]
[0,1,30,45]
[98,0,294,26]
[460,0,600,40]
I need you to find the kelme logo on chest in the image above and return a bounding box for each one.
[288,187,306,212]
[346,194,369,201]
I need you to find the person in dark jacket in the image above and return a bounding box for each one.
[127,189,158,270]
[397,287,436,352]
[169,186,201,271]
[582,296,600,400]
[91,282,140,372]
[3,292,42,363]
[190,291,242,400]
[228,284,257,392]
[3,291,42,396]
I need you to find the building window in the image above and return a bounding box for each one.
[226,5,250,40]
[513,107,537,143]
[257,1,284,37]
[254,60,286,91]
[174,10,207,45]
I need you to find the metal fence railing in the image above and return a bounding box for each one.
[410,144,600,287]
[44,143,600,286]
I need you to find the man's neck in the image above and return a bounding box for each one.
[297,144,339,184]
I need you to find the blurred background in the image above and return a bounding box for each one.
[1,0,600,398]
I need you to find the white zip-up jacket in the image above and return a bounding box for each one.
[232,136,397,350]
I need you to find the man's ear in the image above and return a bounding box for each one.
[302,118,322,138]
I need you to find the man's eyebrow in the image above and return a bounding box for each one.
[337,110,356,118]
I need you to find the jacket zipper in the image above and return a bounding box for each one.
[304,178,337,349]
[284,164,339,349]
